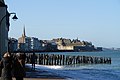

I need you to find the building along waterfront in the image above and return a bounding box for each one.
[18,27,43,52]
[9,27,102,52]
[52,38,102,51]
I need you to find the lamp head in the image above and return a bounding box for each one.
[12,14,18,21]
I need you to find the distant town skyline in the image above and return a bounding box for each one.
[5,0,120,48]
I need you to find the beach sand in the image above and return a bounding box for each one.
[23,64,66,80]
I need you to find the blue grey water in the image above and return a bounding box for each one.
[34,50,120,80]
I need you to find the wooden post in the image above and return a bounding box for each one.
[57,55,59,65]
[38,54,40,64]
[73,56,75,65]
[54,55,57,65]
[51,54,54,65]
[63,55,65,65]
[66,55,68,65]
[48,55,51,65]
[77,56,80,64]
[46,54,49,65]
[32,52,35,70]
[90,56,93,64]
[43,54,46,65]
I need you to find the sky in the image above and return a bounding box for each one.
[5,0,120,48]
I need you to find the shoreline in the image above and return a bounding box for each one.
[24,64,66,80]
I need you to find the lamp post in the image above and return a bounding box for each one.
[0,12,18,58]
[0,12,18,27]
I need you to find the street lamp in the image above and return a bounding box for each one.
[0,12,18,26]
[12,14,18,20]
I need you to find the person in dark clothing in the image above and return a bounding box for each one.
[12,53,26,80]
[30,54,35,70]
[0,52,13,80]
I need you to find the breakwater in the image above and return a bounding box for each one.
[26,53,111,66]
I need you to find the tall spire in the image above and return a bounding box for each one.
[23,25,26,37]
[22,25,26,37]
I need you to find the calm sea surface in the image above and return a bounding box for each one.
[35,50,120,80]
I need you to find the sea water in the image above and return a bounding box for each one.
[33,50,120,80]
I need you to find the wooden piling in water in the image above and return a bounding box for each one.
[62,55,65,65]
[26,53,111,66]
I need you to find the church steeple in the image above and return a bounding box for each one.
[22,25,26,37]
[23,26,26,37]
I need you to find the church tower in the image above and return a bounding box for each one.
[22,26,26,38]
[18,26,26,43]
